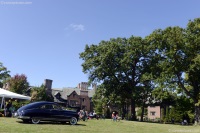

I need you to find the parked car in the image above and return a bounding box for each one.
[16,101,79,125]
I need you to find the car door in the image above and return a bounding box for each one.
[37,104,53,121]
[50,104,67,121]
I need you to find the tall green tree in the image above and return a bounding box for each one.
[92,84,123,117]
[152,86,177,122]
[31,84,54,102]
[0,62,10,88]
[8,74,29,94]
[172,95,194,123]
[80,37,150,120]
[135,80,154,121]
[146,18,200,124]
[92,85,107,115]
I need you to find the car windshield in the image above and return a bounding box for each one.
[39,103,63,110]
[18,102,40,111]
[52,104,62,110]
[61,106,78,112]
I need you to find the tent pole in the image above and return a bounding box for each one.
[1,96,4,109]
[4,97,6,116]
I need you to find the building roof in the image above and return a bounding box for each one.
[52,87,95,100]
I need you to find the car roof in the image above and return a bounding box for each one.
[18,101,59,110]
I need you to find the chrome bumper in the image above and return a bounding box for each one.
[18,116,30,119]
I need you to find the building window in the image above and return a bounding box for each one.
[70,100,77,107]
[150,111,156,116]
[73,94,76,98]
[82,106,86,110]
[82,98,85,102]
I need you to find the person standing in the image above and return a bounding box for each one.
[112,112,117,121]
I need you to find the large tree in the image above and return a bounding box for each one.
[0,62,10,88]
[146,18,200,124]
[31,84,54,102]
[135,80,154,121]
[80,37,150,120]
[8,74,29,94]
[92,85,109,116]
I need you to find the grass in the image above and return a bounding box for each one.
[0,118,200,133]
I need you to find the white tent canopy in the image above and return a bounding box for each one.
[0,88,31,100]
[0,88,31,109]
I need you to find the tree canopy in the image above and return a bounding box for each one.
[80,37,153,120]
[31,84,54,102]
[80,18,200,123]
[0,62,10,88]
[7,74,29,94]
[146,18,200,123]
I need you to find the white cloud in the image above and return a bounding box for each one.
[68,24,85,31]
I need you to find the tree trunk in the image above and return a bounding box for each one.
[131,98,136,120]
[194,105,200,125]
[122,104,126,119]
[140,102,145,122]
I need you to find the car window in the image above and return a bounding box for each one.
[52,104,61,110]
[40,104,53,110]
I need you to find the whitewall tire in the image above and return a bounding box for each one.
[70,117,77,125]
[32,118,40,124]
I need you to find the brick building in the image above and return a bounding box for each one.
[49,81,96,112]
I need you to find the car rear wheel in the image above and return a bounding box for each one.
[31,118,40,124]
[70,117,77,125]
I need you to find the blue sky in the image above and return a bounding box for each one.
[0,0,200,89]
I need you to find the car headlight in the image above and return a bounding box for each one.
[14,112,18,117]
[17,110,24,116]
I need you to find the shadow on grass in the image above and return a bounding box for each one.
[136,121,194,126]
[16,120,86,126]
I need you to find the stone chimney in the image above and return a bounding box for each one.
[79,82,88,91]
[44,79,53,95]
[44,79,53,90]
[44,79,54,101]
[78,82,89,96]
[92,83,97,91]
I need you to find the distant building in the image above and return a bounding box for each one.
[147,106,161,120]
[44,80,96,112]
[45,79,162,119]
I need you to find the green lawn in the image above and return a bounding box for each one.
[0,118,200,133]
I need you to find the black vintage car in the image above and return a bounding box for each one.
[17,101,79,125]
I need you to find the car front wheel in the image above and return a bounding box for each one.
[32,118,40,124]
[70,117,77,125]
